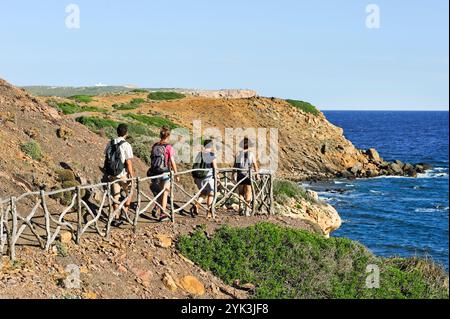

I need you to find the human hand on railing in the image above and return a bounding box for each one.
[176,176,180,183]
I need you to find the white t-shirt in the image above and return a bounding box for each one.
[105,137,134,178]
[235,151,255,170]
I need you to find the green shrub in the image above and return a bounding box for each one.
[286,99,320,116]
[53,102,105,115]
[130,89,148,93]
[124,113,178,129]
[148,91,185,101]
[112,98,145,111]
[20,140,43,161]
[177,222,449,299]
[76,116,119,131]
[69,95,93,103]
[273,179,316,203]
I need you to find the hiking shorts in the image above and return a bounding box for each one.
[150,176,171,196]
[195,177,215,195]
[109,176,132,202]
[237,174,252,186]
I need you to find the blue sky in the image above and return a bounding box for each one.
[0,0,448,110]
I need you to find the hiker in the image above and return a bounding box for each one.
[148,126,179,222]
[191,139,218,219]
[104,123,135,227]
[234,137,259,216]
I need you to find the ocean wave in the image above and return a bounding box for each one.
[415,206,449,213]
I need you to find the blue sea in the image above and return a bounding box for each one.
[303,111,449,269]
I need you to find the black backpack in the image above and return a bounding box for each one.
[192,152,213,179]
[148,143,169,176]
[104,140,126,177]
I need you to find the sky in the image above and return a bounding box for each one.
[0,0,448,110]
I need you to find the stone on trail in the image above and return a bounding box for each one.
[180,275,205,296]
[162,273,178,292]
[60,231,73,245]
[154,234,172,248]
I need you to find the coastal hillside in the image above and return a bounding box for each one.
[27,85,425,182]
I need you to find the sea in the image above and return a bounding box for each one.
[302,111,449,269]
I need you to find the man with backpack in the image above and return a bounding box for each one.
[104,123,135,227]
[191,139,218,219]
[234,137,259,216]
[148,126,179,222]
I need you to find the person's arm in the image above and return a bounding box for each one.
[252,154,260,180]
[170,157,180,182]
[125,159,134,178]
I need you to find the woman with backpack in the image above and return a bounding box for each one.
[234,137,259,216]
[148,126,179,222]
[191,139,218,219]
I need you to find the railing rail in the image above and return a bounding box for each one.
[0,168,274,260]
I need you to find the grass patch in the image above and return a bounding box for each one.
[130,89,149,93]
[69,95,94,103]
[273,179,318,204]
[124,113,178,129]
[52,101,105,115]
[20,140,43,161]
[286,99,320,116]
[76,116,119,131]
[148,91,185,101]
[177,222,449,299]
[112,98,146,111]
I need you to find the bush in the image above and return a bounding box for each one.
[177,222,449,299]
[130,89,148,93]
[273,179,316,203]
[112,98,146,111]
[76,116,119,131]
[124,113,178,129]
[148,91,185,101]
[69,95,93,103]
[286,99,320,116]
[53,102,105,115]
[20,140,43,161]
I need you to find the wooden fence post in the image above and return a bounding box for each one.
[212,167,218,219]
[134,177,141,233]
[249,167,256,216]
[76,186,82,244]
[9,197,17,261]
[269,172,274,215]
[170,171,175,223]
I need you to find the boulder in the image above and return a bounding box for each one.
[154,234,172,248]
[394,160,404,167]
[60,231,73,245]
[350,163,363,176]
[366,148,382,163]
[180,276,205,296]
[389,163,404,175]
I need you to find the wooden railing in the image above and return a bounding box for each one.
[0,168,274,260]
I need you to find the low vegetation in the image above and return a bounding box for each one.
[124,113,178,129]
[177,222,449,299]
[20,140,43,161]
[130,89,149,93]
[273,179,318,204]
[148,91,186,101]
[76,116,158,164]
[286,99,320,116]
[49,101,105,115]
[112,98,146,111]
[68,95,94,103]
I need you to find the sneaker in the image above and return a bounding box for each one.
[159,213,170,222]
[151,208,159,219]
[111,220,124,228]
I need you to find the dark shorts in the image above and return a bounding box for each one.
[237,174,252,186]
